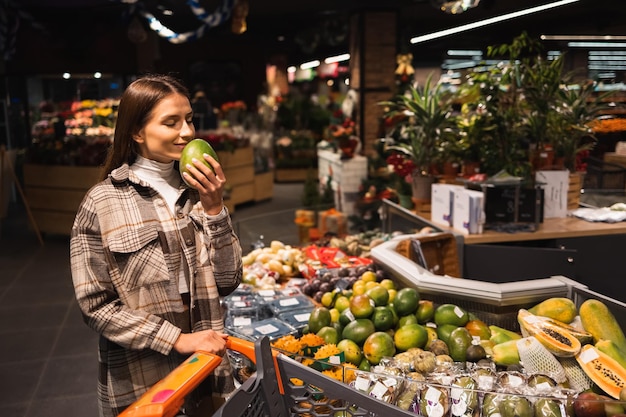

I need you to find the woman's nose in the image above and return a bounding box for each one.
[181,119,195,138]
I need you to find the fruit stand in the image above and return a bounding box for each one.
[119,200,626,417]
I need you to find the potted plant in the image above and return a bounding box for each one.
[379,73,457,200]
[551,80,616,172]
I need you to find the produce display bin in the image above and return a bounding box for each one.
[118,334,626,417]
[118,336,418,417]
[371,233,626,330]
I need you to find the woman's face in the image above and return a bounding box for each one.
[134,93,195,163]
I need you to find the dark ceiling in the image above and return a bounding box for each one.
[11,0,626,65]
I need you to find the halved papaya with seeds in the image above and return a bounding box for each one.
[517,309,581,357]
[576,344,626,399]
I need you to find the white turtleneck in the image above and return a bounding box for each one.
[130,155,181,213]
[130,155,190,295]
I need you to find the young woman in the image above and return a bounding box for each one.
[70,74,242,416]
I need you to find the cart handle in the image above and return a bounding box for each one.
[117,336,280,417]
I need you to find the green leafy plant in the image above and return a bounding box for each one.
[552,81,617,171]
[380,73,457,175]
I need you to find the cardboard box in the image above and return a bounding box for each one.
[317,208,347,236]
[318,150,368,217]
[536,170,569,218]
[452,188,484,235]
[431,183,464,227]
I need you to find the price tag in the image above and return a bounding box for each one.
[255,324,279,335]
[280,298,299,306]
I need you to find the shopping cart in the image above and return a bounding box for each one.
[119,336,416,417]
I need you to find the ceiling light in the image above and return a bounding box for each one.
[410,0,579,44]
[589,51,626,56]
[542,35,626,41]
[568,42,626,48]
[300,60,320,70]
[442,60,479,70]
[63,72,71,80]
[324,53,350,64]
[447,49,483,56]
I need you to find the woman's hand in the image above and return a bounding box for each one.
[174,329,228,355]
[182,154,226,215]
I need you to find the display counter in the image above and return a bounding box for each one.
[462,216,626,244]
[387,191,626,303]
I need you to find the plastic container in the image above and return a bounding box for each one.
[266,295,315,316]
[276,308,313,332]
[227,317,298,342]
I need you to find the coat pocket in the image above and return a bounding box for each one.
[107,225,171,292]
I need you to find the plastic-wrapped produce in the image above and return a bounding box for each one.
[450,375,479,417]
[349,367,404,405]
[420,384,450,417]
[496,371,527,393]
[395,372,424,411]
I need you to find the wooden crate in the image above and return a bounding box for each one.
[568,171,583,210]
[275,168,315,182]
[22,146,272,232]
[254,171,274,201]
[23,164,103,235]
[217,147,254,168]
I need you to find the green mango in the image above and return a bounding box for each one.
[491,339,520,366]
[489,325,522,345]
[448,327,472,362]
[500,395,533,417]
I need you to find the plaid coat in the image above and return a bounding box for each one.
[70,164,242,417]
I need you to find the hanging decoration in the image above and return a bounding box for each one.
[395,53,415,85]
[120,0,236,44]
[430,0,481,14]
[231,0,249,34]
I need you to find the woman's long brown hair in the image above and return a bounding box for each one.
[100,74,190,181]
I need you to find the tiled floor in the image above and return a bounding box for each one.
[0,182,305,417]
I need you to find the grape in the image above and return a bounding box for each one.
[310,279,321,292]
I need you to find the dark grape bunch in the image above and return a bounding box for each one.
[301,264,390,303]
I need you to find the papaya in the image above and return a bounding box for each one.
[596,339,626,370]
[529,297,578,324]
[575,344,626,399]
[542,318,593,345]
[516,336,567,383]
[529,314,593,345]
[579,299,626,353]
[558,357,593,392]
[518,309,581,357]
